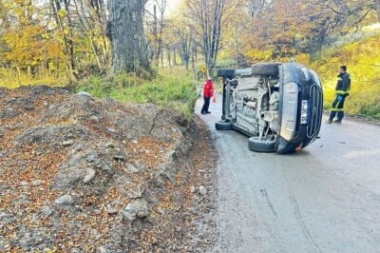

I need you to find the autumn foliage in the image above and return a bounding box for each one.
[0,0,380,117]
[0,0,108,87]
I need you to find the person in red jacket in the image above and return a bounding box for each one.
[201,77,214,114]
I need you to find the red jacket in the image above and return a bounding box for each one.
[203,80,214,98]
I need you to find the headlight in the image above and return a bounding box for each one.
[280,82,299,141]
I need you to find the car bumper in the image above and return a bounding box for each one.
[277,82,323,153]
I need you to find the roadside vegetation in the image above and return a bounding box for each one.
[76,69,198,120]
[0,69,198,121]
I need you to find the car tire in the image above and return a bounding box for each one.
[248,136,277,152]
[215,121,233,131]
[251,63,280,77]
[217,68,235,78]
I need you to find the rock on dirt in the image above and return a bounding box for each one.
[55,195,74,206]
[0,86,216,253]
[62,140,75,147]
[199,186,207,195]
[20,181,29,187]
[83,168,96,184]
[123,198,150,220]
[31,180,42,187]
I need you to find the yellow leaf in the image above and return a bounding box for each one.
[58,9,67,18]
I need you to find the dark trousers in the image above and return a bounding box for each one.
[329,95,346,121]
[201,97,211,113]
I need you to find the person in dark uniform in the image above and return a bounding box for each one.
[327,66,351,124]
[201,77,214,114]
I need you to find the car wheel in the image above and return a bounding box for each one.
[248,136,277,152]
[217,68,235,78]
[215,121,233,131]
[251,63,280,77]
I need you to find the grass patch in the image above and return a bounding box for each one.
[359,104,380,120]
[76,69,199,121]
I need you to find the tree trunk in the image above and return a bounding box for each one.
[63,0,77,78]
[196,0,225,76]
[160,47,164,67]
[167,48,172,68]
[50,0,77,82]
[173,49,177,65]
[107,0,151,75]
[375,0,380,22]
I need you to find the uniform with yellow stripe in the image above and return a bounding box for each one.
[329,72,351,121]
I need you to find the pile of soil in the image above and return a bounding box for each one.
[0,86,215,253]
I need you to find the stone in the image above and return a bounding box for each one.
[113,155,125,161]
[24,104,34,111]
[0,211,8,219]
[126,186,144,199]
[106,203,119,215]
[101,163,112,172]
[83,168,96,184]
[74,145,83,152]
[20,181,29,187]
[0,108,19,119]
[121,210,135,221]
[106,128,116,133]
[90,115,99,122]
[126,164,139,173]
[105,142,115,148]
[199,186,207,195]
[94,160,113,172]
[51,156,87,189]
[55,195,74,206]
[107,208,118,215]
[190,186,196,193]
[0,212,11,221]
[123,199,150,221]
[86,154,96,162]
[31,180,42,187]
[19,232,33,249]
[41,206,53,217]
[99,246,109,253]
[77,91,92,97]
[0,212,16,225]
[62,140,74,147]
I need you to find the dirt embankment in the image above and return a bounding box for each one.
[0,86,215,253]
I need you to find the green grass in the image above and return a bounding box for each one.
[76,69,199,121]
[359,104,380,120]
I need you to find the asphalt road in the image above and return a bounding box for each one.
[196,97,380,253]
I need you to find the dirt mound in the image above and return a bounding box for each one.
[0,86,214,252]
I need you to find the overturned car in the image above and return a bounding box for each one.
[216,62,323,154]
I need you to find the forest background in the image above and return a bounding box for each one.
[0,0,380,118]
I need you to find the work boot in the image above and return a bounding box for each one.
[333,120,342,124]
